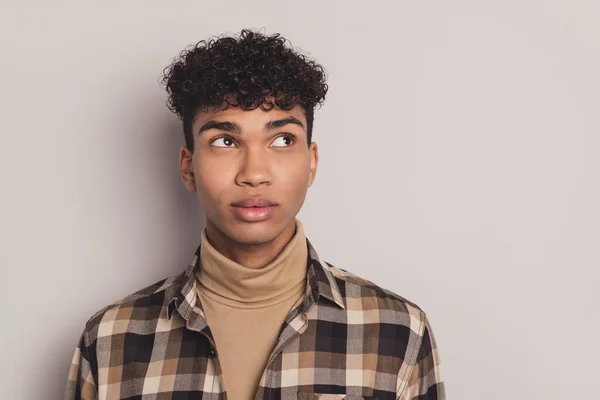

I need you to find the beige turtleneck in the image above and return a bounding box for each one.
[195,218,308,400]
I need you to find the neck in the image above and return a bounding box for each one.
[204,220,297,269]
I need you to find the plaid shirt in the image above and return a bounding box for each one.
[65,238,445,400]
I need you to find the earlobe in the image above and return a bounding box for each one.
[308,142,318,187]
[179,147,197,192]
[184,172,197,192]
[308,165,317,187]
[187,163,196,188]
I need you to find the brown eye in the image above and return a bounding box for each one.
[211,136,236,148]
[271,134,296,147]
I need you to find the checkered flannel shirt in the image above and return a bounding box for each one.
[65,238,445,400]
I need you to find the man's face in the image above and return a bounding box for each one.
[179,104,318,246]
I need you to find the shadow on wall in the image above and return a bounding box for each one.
[52,74,205,399]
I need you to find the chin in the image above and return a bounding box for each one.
[226,220,281,245]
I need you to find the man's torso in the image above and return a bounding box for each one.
[66,240,434,400]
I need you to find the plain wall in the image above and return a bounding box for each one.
[1,1,598,399]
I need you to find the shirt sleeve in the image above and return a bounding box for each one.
[64,329,98,400]
[399,313,446,400]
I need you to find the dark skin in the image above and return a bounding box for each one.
[179,102,318,269]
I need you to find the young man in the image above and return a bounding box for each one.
[65,30,445,400]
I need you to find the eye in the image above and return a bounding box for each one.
[211,135,236,148]
[271,134,296,148]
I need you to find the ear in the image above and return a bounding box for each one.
[179,146,197,192]
[307,141,319,187]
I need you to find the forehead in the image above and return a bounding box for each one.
[193,104,307,128]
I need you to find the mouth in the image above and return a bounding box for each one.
[230,204,277,222]
[231,198,277,208]
[230,196,278,222]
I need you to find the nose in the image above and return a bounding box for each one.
[235,146,271,187]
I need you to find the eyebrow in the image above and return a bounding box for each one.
[197,116,305,136]
[265,117,305,131]
[198,121,241,135]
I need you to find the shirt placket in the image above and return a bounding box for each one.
[181,301,227,399]
[253,296,313,400]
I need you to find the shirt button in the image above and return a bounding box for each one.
[209,348,216,357]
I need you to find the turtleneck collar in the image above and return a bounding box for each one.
[195,218,308,308]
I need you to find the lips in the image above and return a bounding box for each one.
[230,197,277,222]
[231,197,277,208]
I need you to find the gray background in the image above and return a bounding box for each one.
[1,1,598,399]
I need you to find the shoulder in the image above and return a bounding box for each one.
[324,261,428,334]
[325,260,424,311]
[80,270,186,344]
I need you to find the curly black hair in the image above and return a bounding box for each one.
[160,29,329,151]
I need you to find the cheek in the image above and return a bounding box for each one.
[194,161,230,204]
[278,163,311,197]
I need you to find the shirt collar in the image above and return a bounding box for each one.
[168,237,345,321]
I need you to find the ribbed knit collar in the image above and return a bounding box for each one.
[195,218,308,308]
